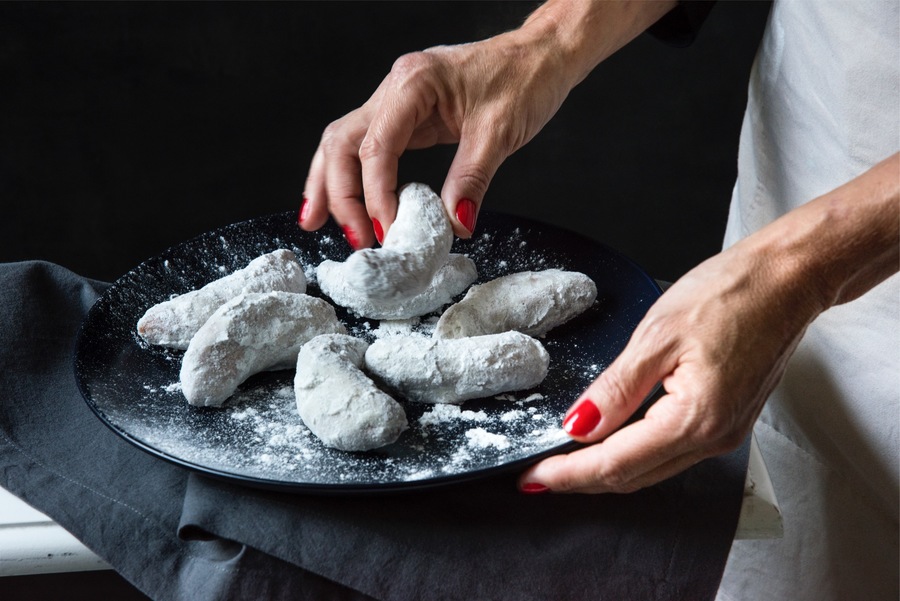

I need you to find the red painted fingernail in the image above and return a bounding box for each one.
[372,218,384,245]
[298,196,311,225]
[342,225,360,250]
[521,482,550,494]
[456,198,477,233]
[563,399,601,437]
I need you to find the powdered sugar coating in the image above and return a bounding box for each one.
[318,254,477,319]
[364,331,550,404]
[137,249,307,349]
[294,334,407,451]
[434,269,597,339]
[317,183,452,303]
[180,291,345,407]
[77,210,659,490]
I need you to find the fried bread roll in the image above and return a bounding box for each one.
[364,331,549,404]
[434,269,596,339]
[138,249,307,349]
[316,183,452,304]
[294,334,407,451]
[180,291,344,407]
[317,253,476,319]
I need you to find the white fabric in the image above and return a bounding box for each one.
[716,1,899,599]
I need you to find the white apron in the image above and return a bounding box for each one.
[716,1,899,599]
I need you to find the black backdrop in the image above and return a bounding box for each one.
[1,1,771,283]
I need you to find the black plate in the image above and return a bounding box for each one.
[74,210,661,493]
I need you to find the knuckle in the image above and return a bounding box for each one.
[599,462,634,493]
[636,311,669,343]
[454,166,492,199]
[390,51,438,80]
[544,456,577,492]
[709,426,747,455]
[596,369,632,416]
[693,415,730,444]
[357,135,384,163]
[320,121,349,154]
[690,408,742,451]
[485,115,524,156]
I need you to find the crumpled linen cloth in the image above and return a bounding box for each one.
[0,261,749,600]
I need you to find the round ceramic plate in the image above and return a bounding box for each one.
[74,210,661,493]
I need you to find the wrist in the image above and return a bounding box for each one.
[516,0,678,88]
[740,154,900,315]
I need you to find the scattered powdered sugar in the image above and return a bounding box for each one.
[356,315,439,341]
[120,371,571,486]
[500,409,526,422]
[96,211,616,489]
[370,318,422,338]
[418,403,488,428]
[405,468,435,480]
[465,428,511,450]
[303,263,318,285]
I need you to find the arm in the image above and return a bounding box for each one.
[520,153,900,494]
[300,0,677,247]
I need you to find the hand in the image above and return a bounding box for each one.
[519,153,900,494]
[519,241,822,494]
[298,0,678,248]
[299,31,574,248]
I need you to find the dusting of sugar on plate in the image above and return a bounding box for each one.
[418,404,488,429]
[500,409,526,422]
[465,428,510,450]
[78,210,646,490]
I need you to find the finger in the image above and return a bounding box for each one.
[520,440,707,495]
[439,123,508,238]
[358,127,400,245]
[299,146,330,232]
[615,449,708,493]
[322,116,375,250]
[519,398,700,494]
[562,322,678,442]
[359,72,439,240]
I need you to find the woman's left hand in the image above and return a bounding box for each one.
[519,153,900,494]
[519,240,821,493]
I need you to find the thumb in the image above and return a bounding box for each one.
[564,338,674,442]
[441,125,510,238]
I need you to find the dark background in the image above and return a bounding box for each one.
[1,1,771,285]
[0,2,770,598]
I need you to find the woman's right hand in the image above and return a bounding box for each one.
[299,30,575,248]
[299,0,678,248]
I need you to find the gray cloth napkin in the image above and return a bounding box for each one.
[0,261,748,600]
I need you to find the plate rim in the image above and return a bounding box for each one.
[73,209,662,494]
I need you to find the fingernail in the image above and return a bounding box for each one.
[456,198,477,233]
[521,482,550,495]
[563,399,601,437]
[342,225,360,250]
[372,218,384,245]
[298,196,311,225]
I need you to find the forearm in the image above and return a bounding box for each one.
[739,153,900,319]
[516,0,678,89]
